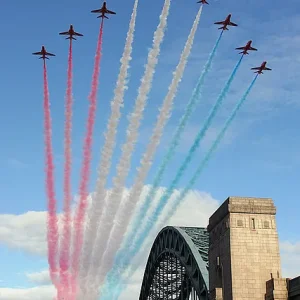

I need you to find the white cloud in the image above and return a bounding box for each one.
[0,286,55,300]
[0,195,92,257]
[26,270,51,286]
[280,241,300,279]
[0,211,48,256]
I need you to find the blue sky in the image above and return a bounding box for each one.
[0,0,299,297]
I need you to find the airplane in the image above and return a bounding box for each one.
[235,40,257,55]
[251,61,272,74]
[32,46,55,60]
[214,14,238,30]
[197,0,209,4]
[91,1,116,19]
[59,25,83,40]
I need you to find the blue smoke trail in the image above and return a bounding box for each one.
[100,275,124,299]
[100,74,258,300]
[115,31,224,264]
[127,54,244,262]
[161,74,259,225]
[101,74,257,300]
[100,32,223,297]
[101,54,244,299]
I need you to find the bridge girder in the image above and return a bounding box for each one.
[139,226,209,300]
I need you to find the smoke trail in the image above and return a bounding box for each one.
[130,55,244,248]
[43,60,59,287]
[106,55,244,287]
[119,31,224,257]
[101,276,122,300]
[85,0,171,297]
[160,75,259,225]
[71,19,104,297]
[78,0,138,296]
[57,40,73,300]
[113,73,257,290]
[95,5,202,294]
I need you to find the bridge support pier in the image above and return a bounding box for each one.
[210,287,223,300]
[207,197,284,300]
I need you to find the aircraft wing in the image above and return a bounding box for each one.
[229,21,238,26]
[59,31,69,35]
[107,9,116,14]
[264,67,272,70]
[250,46,257,51]
[32,51,42,55]
[235,46,245,50]
[214,21,225,25]
[251,67,260,70]
[74,32,83,36]
[91,9,102,13]
[46,52,55,56]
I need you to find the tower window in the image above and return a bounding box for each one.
[251,218,255,229]
[237,220,243,227]
[264,221,270,228]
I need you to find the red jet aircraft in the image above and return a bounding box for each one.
[235,40,257,55]
[214,14,237,30]
[59,25,83,40]
[32,46,55,60]
[251,61,272,74]
[91,1,116,19]
[197,0,209,4]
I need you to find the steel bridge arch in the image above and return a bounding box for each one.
[139,226,209,300]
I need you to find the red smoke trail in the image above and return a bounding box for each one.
[43,60,59,287]
[58,40,73,299]
[71,19,104,298]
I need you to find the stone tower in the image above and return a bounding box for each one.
[207,197,286,300]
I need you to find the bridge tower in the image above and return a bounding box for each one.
[207,196,287,300]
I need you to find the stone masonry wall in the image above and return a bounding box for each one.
[230,211,282,299]
[208,197,283,300]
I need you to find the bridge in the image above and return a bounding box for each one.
[139,226,209,299]
[138,196,300,300]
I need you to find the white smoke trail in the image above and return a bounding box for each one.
[77,0,139,298]
[94,5,203,291]
[85,0,171,297]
